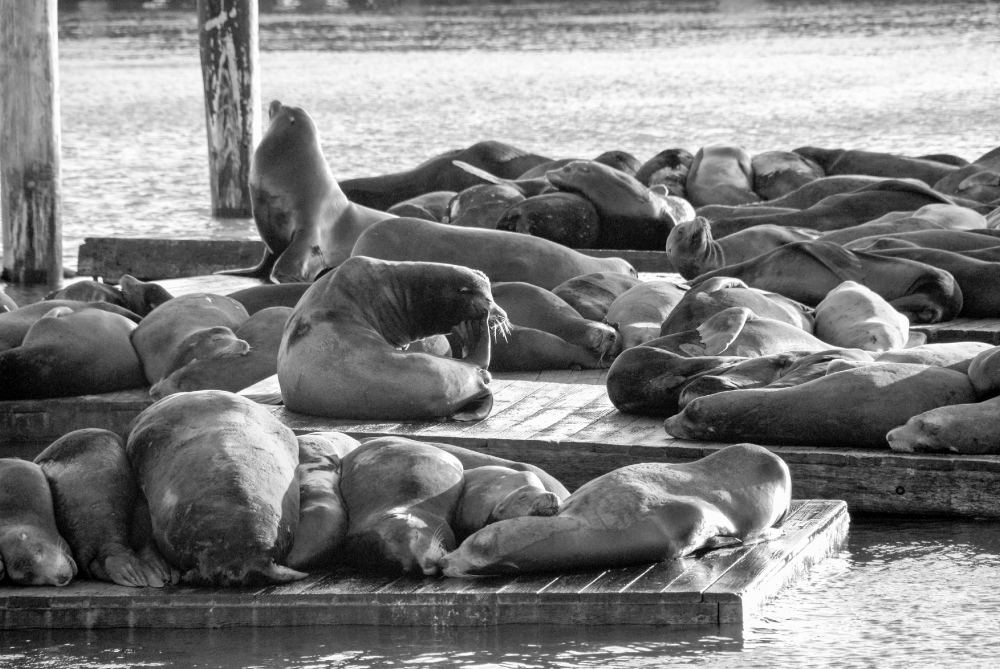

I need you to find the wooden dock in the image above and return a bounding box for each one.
[0,499,847,629]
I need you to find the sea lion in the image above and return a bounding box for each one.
[0,307,147,401]
[846,229,1000,254]
[660,277,814,335]
[418,441,568,499]
[696,204,800,221]
[386,191,456,221]
[816,218,947,245]
[118,275,175,316]
[43,276,171,318]
[792,147,958,186]
[918,153,969,167]
[278,256,508,421]
[593,150,642,176]
[813,281,909,352]
[635,148,694,198]
[0,288,16,313]
[492,281,621,359]
[439,444,791,576]
[220,101,393,283]
[604,280,687,350]
[550,271,644,321]
[0,458,77,586]
[44,280,128,309]
[932,146,1000,202]
[34,429,171,587]
[966,345,1000,398]
[753,175,887,210]
[351,217,636,290]
[126,390,306,585]
[751,150,824,201]
[453,466,562,540]
[149,306,292,399]
[495,192,601,248]
[226,283,311,315]
[284,432,360,571]
[692,241,963,324]
[666,216,821,280]
[685,144,760,207]
[875,341,992,373]
[887,396,1000,454]
[488,325,611,372]
[665,362,977,448]
[0,300,140,353]
[339,437,464,575]
[445,184,525,228]
[340,141,551,211]
[130,292,249,385]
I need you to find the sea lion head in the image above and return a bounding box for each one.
[665,217,715,277]
[886,414,944,453]
[119,275,174,317]
[160,326,251,380]
[0,528,77,586]
[353,511,455,576]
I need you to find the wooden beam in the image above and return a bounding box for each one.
[0,0,63,286]
[197,0,260,218]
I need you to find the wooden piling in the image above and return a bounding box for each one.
[197,0,260,218]
[0,0,63,286]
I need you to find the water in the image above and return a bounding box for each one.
[2,1,1000,665]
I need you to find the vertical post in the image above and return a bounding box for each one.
[198,0,260,218]
[0,0,63,286]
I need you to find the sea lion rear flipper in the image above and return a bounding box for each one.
[452,160,509,186]
[696,307,751,356]
[798,241,865,283]
[450,388,494,422]
[217,248,278,281]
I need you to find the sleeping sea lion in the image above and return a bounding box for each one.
[278,256,508,421]
[660,277,814,335]
[933,146,1000,203]
[226,282,311,315]
[816,218,947,245]
[550,271,644,321]
[488,325,611,372]
[749,175,887,210]
[445,184,525,228]
[604,280,687,350]
[792,147,958,186]
[875,342,993,374]
[685,144,760,207]
[0,300,140,353]
[887,396,1000,455]
[751,150,824,200]
[635,148,694,198]
[813,281,909,352]
[495,192,601,248]
[386,191,456,221]
[846,229,1000,254]
[439,444,791,576]
[453,466,562,540]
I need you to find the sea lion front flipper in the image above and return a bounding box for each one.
[269,230,330,284]
[98,553,150,588]
[696,307,751,356]
[217,248,277,281]
[797,241,865,283]
[450,388,494,422]
[452,160,510,186]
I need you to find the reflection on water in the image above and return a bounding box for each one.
[1,517,999,667]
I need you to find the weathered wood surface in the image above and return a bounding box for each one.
[240,376,1000,518]
[0,500,847,630]
[197,0,260,217]
[0,0,62,285]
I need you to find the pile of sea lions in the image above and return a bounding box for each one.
[0,390,791,586]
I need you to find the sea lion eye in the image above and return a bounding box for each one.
[459,287,471,293]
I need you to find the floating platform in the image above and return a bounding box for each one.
[0,499,846,630]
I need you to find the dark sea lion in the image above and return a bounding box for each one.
[0,300,140,353]
[126,390,306,585]
[666,216,821,280]
[813,281,910,351]
[967,346,1000,398]
[755,175,886,210]
[352,217,636,290]
[221,101,393,283]
[665,362,977,448]
[118,275,175,316]
[340,438,464,575]
[696,204,799,221]
[226,282,311,315]
[495,192,600,248]
[685,144,760,207]
[45,280,128,309]
[453,466,562,540]
[816,218,947,245]
[386,190,456,221]
[875,341,992,374]
[130,292,249,385]
[44,276,171,318]
[0,458,77,586]
[34,429,170,587]
[751,150,824,201]
[546,160,679,249]
[341,141,550,211]
[285,432,360,571]
[445,184,525,228]
[488,325,611,372]
[846,229,1000,254]
[660,277,814,335]
[492,281,621,359]
[933,146,1000,202]
[947,169,1000,204]
[0,307,147,401]
[692,241,963,323]
[518,158,576,180]
[149,306,292,399]
[279,256,508,421]
[439,444,791,576]
[792,147,958,186]
[635,148,694,198]
[550,271,644,321]
[605,280,687,349]
[887,396,1000,454]
[594,150,642,176]
[918,153,969,167]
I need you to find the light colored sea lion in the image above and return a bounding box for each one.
[875,341,992,373]
[604,280,687,350]
[665,362,977,447]
[755,175,887,210]
[751,150,824,201]
[341,141,550,211]
[221,101,394,283]
[495,192,601,248]
[693,241,963,324]
[445,184,525,228]
[887,396,1000,454]
[966,345,1000,398]
[0,458,77,586]
[126,390,306,585]
[351,217,636,290]
[453,466,562,540]
[666,216,821,280]
[130,292,249,385]
[550,271,644,321]
[488,325,611,372]
[34,429,170,587]
[386,190,456,221]
[149,306,292,399]
[284,432,360,571]
[339,438,464,575]
[0,307,146,400]
[846,228,1000,254]
[813,281,909,352]
[492,281,621,359]
[439,444,791,576]
[0,300,140,353]
[792,147,958,186]
[226,283,311,315]
[685,144,759,207]
[635,148,694,198]
[279,256,508,421]
[660,277,814,335]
